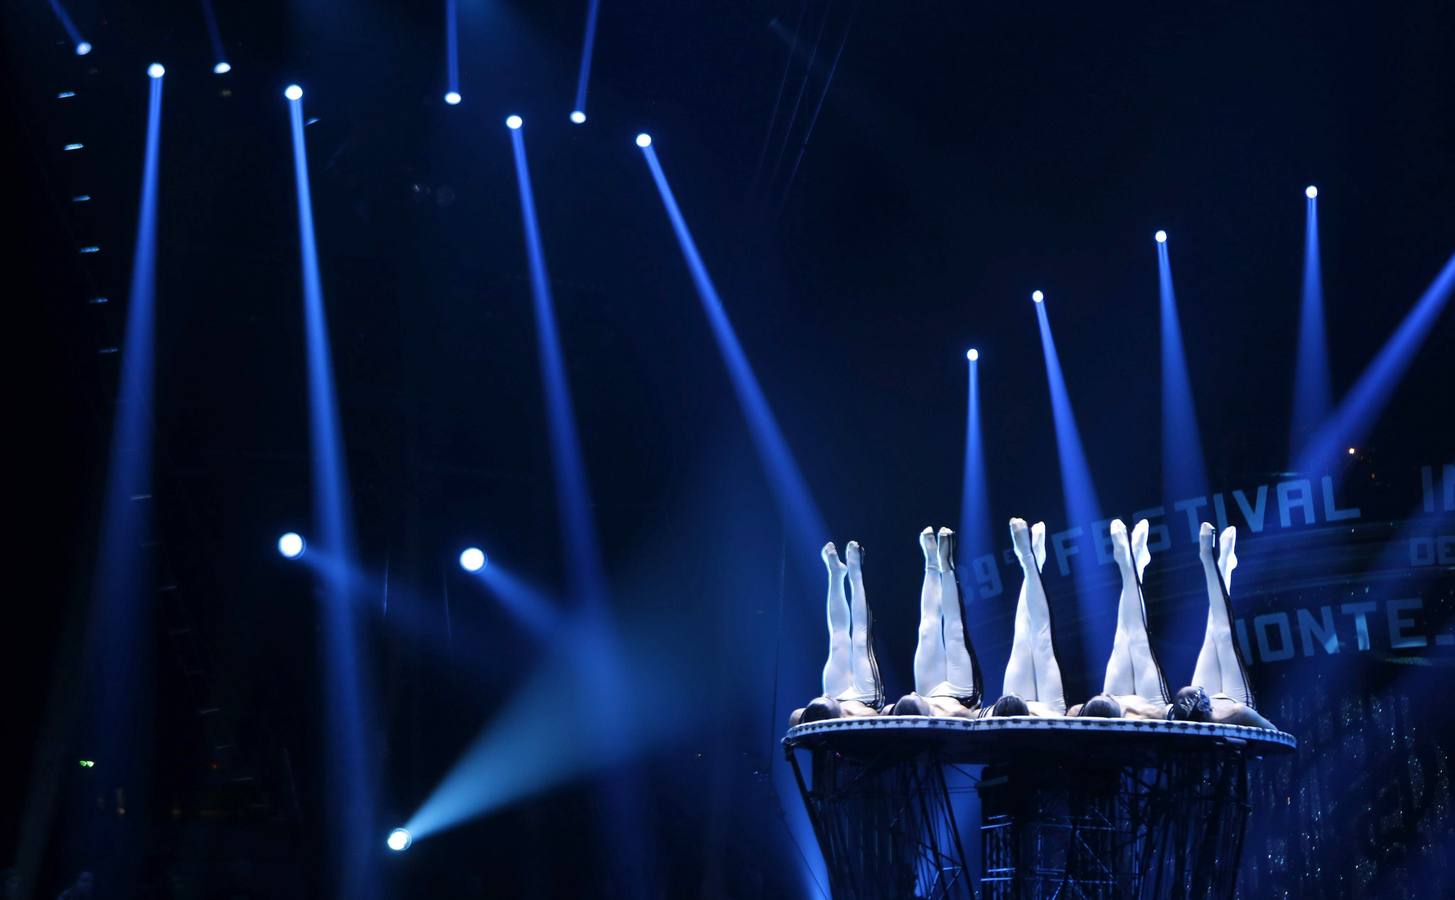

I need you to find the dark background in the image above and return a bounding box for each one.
[4,1,1453,897]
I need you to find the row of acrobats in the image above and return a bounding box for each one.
[791,518,1276,730]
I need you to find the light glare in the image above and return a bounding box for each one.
[570,110,587,124]
[277,532,305,559]
[1306,185,1318,199]
[459,547,487,573]
[284,84,303,101]
[147,63,165,79]
[505,114,523,130]
[1155,230,1167,243]
[966,348,979,362]
[213,61,232,75]
[1031,290,1044,303]
[444,91,461,105]
[386,828,412,852]
[635,133,652,148]
[76,41,92,56]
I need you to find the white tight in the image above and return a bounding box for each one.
[1193,524,1256,708]
[1002,519,1066,713]
[821,542,881,705]
[912,528,979,699]
[1102,519,1169,703]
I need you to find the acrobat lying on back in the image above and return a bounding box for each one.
[789,541,884,725]
[979,518,1068,717]
[888,527,983,718]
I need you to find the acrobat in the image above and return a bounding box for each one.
[983,518,1067,717]
[1184,522,1274,728]
[890,527,984,717]
[790,541,884,725]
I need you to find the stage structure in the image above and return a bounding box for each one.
[784,717,1295,899]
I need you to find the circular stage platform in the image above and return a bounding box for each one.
[784,714,1297,761]
[782,716,1296,899]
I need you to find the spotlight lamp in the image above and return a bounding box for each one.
[76,41,93,56]
[635,133,652,148]
[1031,290,1044,303]
[277,532,306,559]
[459,547,488,573]
[444,91,461,105]
[387,828,412,852]
[570,110,587,124]
[284,84,303,101]
[966,348,979,362]
[1155,230,1167,243]
[1305,185,1318,199]
[213,61,232,75]
[147,63,165,79]
[505,114,523,130]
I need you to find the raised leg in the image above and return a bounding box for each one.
[821,542,854,702]
[1017,519,1066,712]
[1003,519,1039,702]
[1195,524,1255,708]
[912,526,947,697]
[843,541,882,706]
[936,528,981,702]
[1103,519,1169,703]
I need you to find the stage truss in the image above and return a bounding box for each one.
[783,716,1295,899]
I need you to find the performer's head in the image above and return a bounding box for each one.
[1077,694,1122,718]
[801,696,844,723]
[892,693,933,716]
[992,694,1030,717]
[1168,686,1212,722]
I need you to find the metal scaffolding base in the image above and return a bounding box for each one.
[783,716,1295,900]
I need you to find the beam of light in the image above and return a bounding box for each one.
[278,532,306,559]
[404,608,700,841]
[444,0,460,104]
[1295,251,1455,479]
[198,0,228,73]
[1157,238,1209,502]
[45,0,88,53]
[639,140,829,899]
[475,562,560,641]
[571,0,601,121]
[287,90,378,900]
[1033,296,1106,684]
[1289,188,1331,461]
[960,351,991,563]
[508,123,653,891]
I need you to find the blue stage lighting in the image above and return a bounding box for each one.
[444,91,461,105]
[636,133,652,148]
[459,547,487,573]
[506,114,523,130]
[1032,290,1044,303]
[213,61,231,75]
[75,41,92,56]
[1306,185,1318,199]
[386,828,412,852]
[284,84,303,101]
[966,348,979,362]
[570,110,587,124]
[147,63,165,79]
[1155,230,1167,243]
[278,532,306,559]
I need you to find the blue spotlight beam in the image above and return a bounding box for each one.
[1156,241,1209,502]
[287,92,378,900]
[639,143,829,553]
[46,0,87,51]
[959,357,991,564]
[1296,251,1455,478]
[85,65,164,801]
[198,0,226,68]
[444,0,460,99]
[1033,299,1106,686]
[508,127,608,605]
[1289,193,1331,459]
[572,0,602,118]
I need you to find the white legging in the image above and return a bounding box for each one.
[1193,523,1256,708]
[912,528,979,699]
[1102,519,1170,703]
[821,542,881,705]
[1002,519,1066,713]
